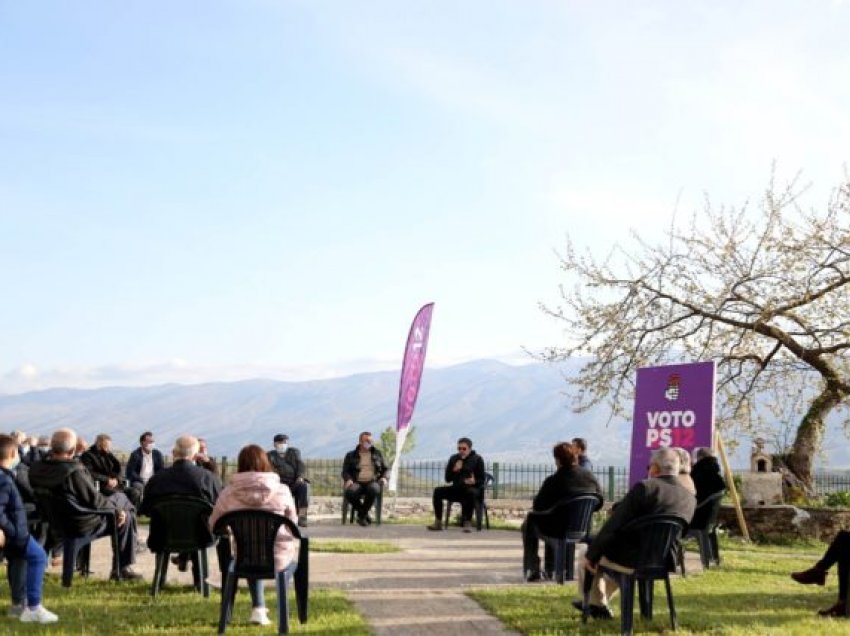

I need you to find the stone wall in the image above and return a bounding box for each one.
[312,496,530,523]
[718,505,850,541]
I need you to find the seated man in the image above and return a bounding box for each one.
[140,435,222,578]
[81,434,142,507]
[791,530,850,616]
[29,428,142,581]
[125,431,164,493]
[522,441,602,581]
[576,447,695,619]
[427,437,486,533]
[341,431,387,526]
[0,434,58,623]
[194,438,218,474]
[267,433,310,526]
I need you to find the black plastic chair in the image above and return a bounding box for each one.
[527,493,603,583]
[147,495,216,597]
[582,514,687,636]
[213,510,308,635]
[685,491,724,571]
[443,472,494,531]
[341,483,383,525]
[33,486,120,587]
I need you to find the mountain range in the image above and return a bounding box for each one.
[1,359,847,469]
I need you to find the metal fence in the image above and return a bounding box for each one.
[207,457,850,500]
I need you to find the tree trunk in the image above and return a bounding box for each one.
[786,383,846,488]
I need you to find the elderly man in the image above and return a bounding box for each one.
[576,446,696,619]
[125,431,164,491]
[427,437,486,533]
[81,434,142,507]
[267,433,310,526]
[341,431,388,527]
[29,428,142,581]
[140,435,222,577]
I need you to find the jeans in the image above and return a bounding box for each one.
[6,536,48,607]
[344,481,380,518]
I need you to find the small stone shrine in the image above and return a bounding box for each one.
[740,438,784,506]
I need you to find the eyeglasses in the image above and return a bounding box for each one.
[457,447,469,451]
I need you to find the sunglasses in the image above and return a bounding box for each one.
[457,446,469,451]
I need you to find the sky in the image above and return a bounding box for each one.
[2,1,850,394]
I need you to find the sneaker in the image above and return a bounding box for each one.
[791,567,827,586]
[7,604,25,618]
[462,521,472,533]
[20,606,59,624]
[249,607,271,625]
[426,521,443,531]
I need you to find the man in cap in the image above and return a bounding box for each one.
[267,434,310,526]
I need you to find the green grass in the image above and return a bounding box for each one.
[311,539,400,553]
[1,573,370,635]
[468,539,850,635]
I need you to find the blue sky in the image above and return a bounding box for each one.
[2,1,850,393]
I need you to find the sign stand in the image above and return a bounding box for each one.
[716,432,750,543]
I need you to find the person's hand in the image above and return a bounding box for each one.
[582,556,597,574]
[344,479,354,489]
[195,452,209,463]
[116,510,127,527]
[107,477,119,489]
[296,477,304,484]
[379,477,388,486]
[453,459,463,472]
[463,476,475,486]
[0,527,6,548]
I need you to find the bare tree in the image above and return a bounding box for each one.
[541,174,850,487]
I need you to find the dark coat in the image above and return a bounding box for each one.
[0,466,29,553]
[125,447,165,485]
[443,450,486,488]
[29,456,116,535]
[587,474,696,568]
[691,456,726,503]
[267,447,305,485]
[532,464,603,512]
[80,446,122,484]
[139,459,222,550]
[341,446,387,483]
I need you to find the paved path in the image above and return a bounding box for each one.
[78,518,702,635]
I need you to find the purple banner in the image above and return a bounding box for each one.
[629,361,716,487]
[396,303,434,433]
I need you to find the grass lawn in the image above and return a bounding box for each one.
[311,539,400,553]
[0,573,370,635]
[469,539,850,635]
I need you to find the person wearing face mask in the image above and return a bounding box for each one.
[125,431,164,494]
[341,431,387,526]
[0,434,59,623]
[12,431,31,467]
[266,434,310,527]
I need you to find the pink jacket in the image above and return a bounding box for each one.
[208,471,298,573]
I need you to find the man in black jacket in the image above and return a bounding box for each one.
[341,431,387,526]
[577,447,695,619]
[140,435,222,577]
[427,437,486,533]
[29,428,141,580]
[522,441,602,581]
[81,434,142,507]
[267,433,310,526]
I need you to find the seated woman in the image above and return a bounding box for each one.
[209,444,298,627]
[521,441,602,581]
[791,530,850,616]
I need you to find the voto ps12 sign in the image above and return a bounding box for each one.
[628,361,716,487]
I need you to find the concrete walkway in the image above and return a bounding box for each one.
[77,518,702,635]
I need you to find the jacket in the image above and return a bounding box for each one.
[125,447,164,485]
[208,471,297,573]
[443,450,486,488]
[80,446,122,484]
[532,464,603,512]
[586,474,696,568]
[29,456,116,535]
[267,447,305,485]
[691,456,727,503]
[341,446,387,483]
[0,466,29,554]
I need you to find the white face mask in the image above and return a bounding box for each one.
[20,444,30,453]
[143,442,155,452]
[275,443,288,454]
[38,445,49,452]
[9,454,21,470]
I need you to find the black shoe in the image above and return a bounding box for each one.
[525,570,543,582]
[792,567,827,586]
[571,599,613,620]
[356,515,369,527]
[364,514,373,525]
[110,567,143,581]
[298,516,309,528]
[818,602,847,617]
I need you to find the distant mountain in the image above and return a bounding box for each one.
[1,359,848,468]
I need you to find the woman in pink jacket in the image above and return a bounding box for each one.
[209,444,298,626]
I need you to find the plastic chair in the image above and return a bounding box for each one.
[582,514,687,636]
[146,495,216,597]
[526,493,603,583]
[443,472,494,531]
[213,510,308,635]
[33,486,120,587]
[341,483,383,525]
